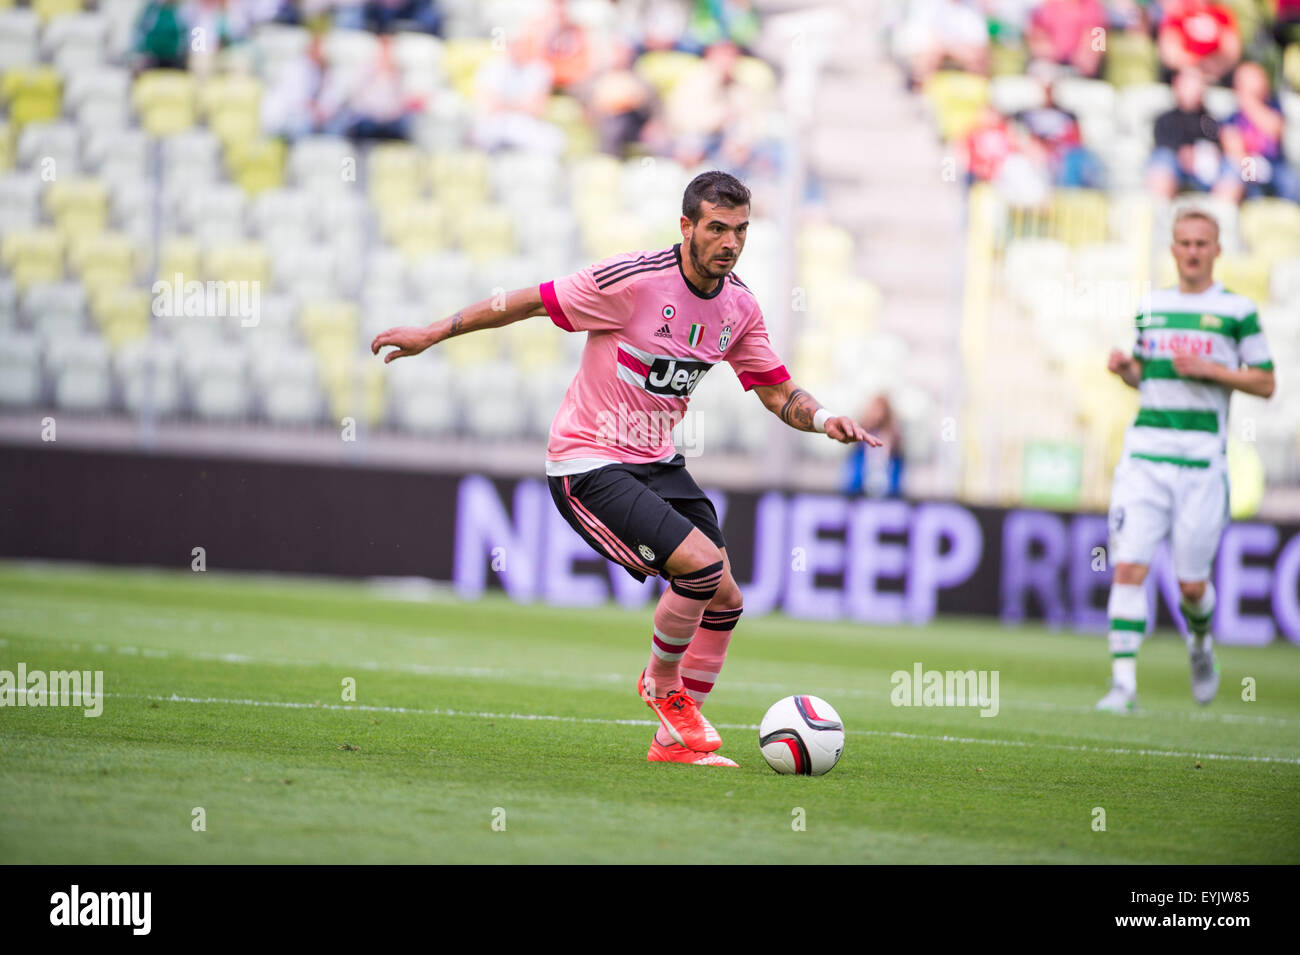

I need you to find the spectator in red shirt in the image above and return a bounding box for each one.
[1157,0,1242,82]
[961,105,1016,183]
[1027,0,1108,78]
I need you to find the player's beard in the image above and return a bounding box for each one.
[689,232,735,282]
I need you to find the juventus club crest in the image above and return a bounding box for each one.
[718,324,732,350]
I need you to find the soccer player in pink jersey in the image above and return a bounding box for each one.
[373,171,879,767]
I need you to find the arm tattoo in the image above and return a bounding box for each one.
[448,310,464,337]
[778,388,817,431]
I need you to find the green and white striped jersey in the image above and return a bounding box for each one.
[1124,282,1272,468]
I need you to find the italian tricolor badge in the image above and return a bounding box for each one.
[688,323,704,347]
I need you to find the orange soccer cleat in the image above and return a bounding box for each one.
[638,669,723,752]
[647,739,738,767]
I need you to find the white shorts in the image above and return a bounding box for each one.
[1108,456,1229,581]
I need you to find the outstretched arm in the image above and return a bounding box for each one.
[370,287,548,363]
[1172,354,1276,398]
[752,379,883,445]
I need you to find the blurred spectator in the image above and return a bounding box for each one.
[262,33,325,140]
[1157,0,1242,83]
[1026,0,1107,77]
[471,37,566,155]
[843,395,905,498]
[183,0,248,73]
[133,0,190,71]
[665,41,748,166]
[319,34,417,140]
[682,0,761,53]
[589,42,657,156]
[1147,68,1228,197]
[365,0,442,35]
[1216,61,1300,202]
[1275,0,1300,47]
[961,105,1017,184]
[1015,73,1104,187]
[519,0,595,94]
[635,0,690,52]
[892,0,990,88]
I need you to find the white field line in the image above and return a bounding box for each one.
[10,688,1295,766]
[5,636,1298,730]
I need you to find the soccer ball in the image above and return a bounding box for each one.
[758,695,844,776]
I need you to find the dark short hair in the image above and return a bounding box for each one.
[682,171,751,223]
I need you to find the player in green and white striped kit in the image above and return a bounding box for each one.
[1098,209,1276,713]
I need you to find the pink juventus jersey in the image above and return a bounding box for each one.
[539,243,790,474]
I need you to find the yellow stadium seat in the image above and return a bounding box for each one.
[1227,438,1265,519]
[1,67,61,128]
[368,142,424,204]
[1103,30,1158,88]
[322,358,385,425]
[378,199,445,251]
[439,331,498,366]
[1047,189,1109,246]
[1285,44,1300,95]
[454,203,514,261]
[569,154,621,199]
[68,231,137,280]
[33,0,82,21]
[815,277,881,338]
[156,237,201,283]
[797,223,855,278]
[211,107,260,148]
[1216,254,1272,304]
[429,149,489,199]
[203,241,270,286]
[989,40,1028,78]
[923,70,989,142]
[226,138,285,194]
[1,225,62,267]
[13,258,64,288]
[1,66,60,101]
[132,70,195,136]
[300,300,358,342]
[442,37,496,99]
[582,219,653,260]
[506,326,560,371]
[732,56,776,94]
[199,73,261,119]
[83,270,128,317]
[543,93,591,157]
[96,288,152,349]
[1239,197,1300,260]
[44,178,109,236]
[633,50,699,99]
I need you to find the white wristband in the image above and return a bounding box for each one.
[813,408,832,433]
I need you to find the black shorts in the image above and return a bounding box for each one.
[548,454,725,582]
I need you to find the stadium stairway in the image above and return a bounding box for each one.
[807,0,965,492]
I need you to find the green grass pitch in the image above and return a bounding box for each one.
[1,561,1297,864]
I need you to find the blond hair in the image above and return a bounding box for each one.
[1172,207,1220,239]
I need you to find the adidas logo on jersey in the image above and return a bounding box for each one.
[654,324,672,338]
